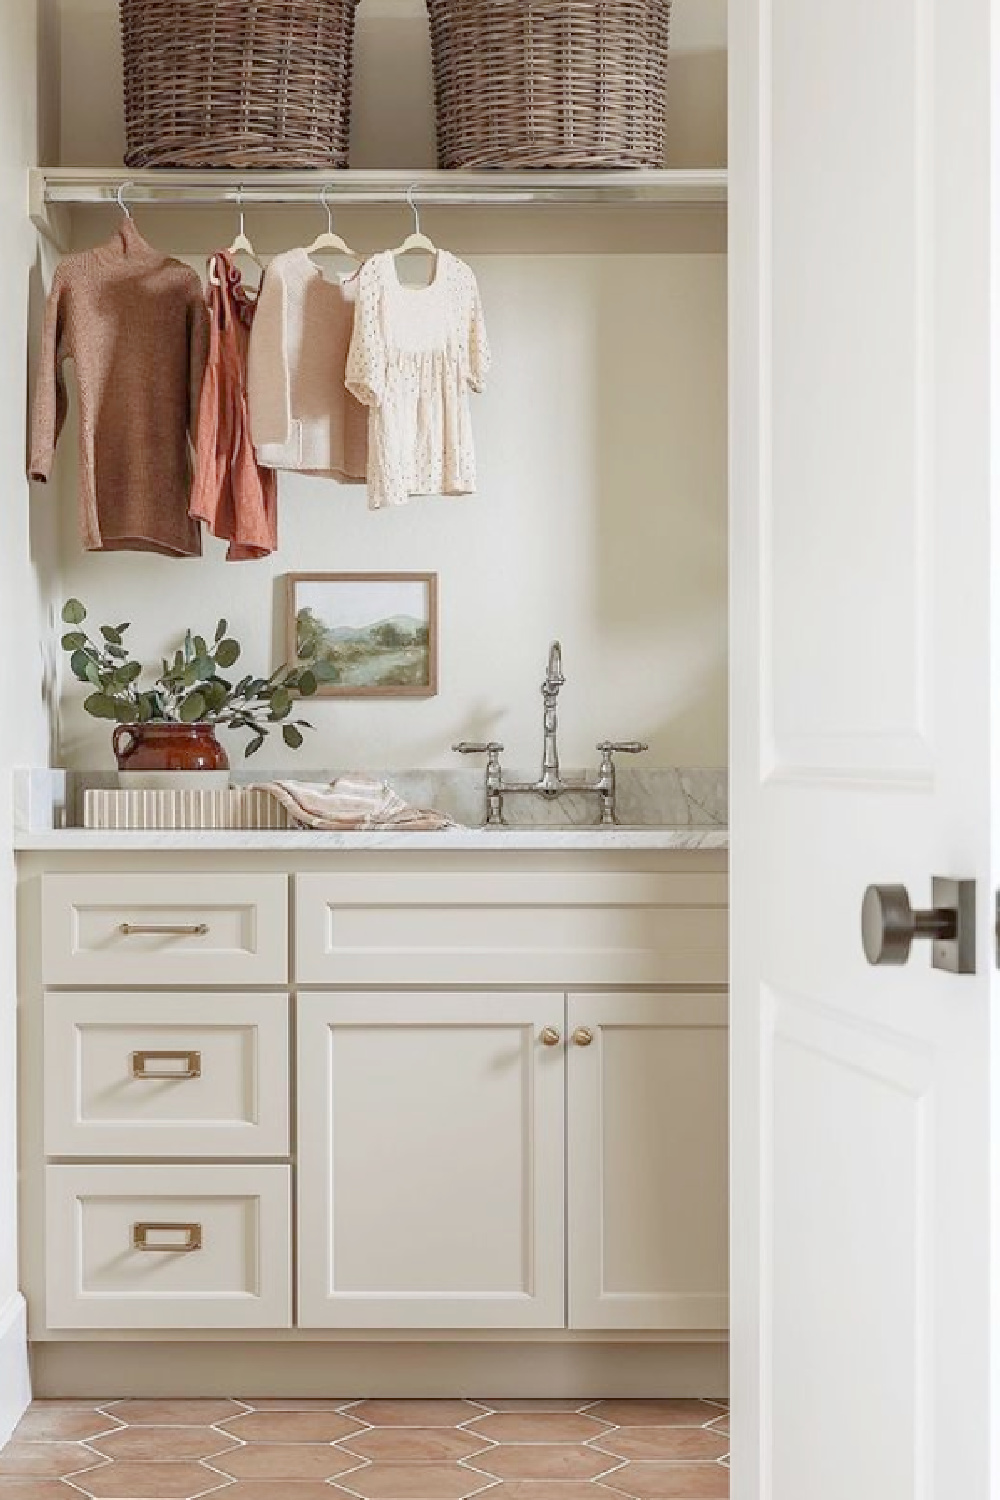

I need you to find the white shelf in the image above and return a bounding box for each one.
[29,166,727,250]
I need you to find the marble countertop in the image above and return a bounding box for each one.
[14,826,729,852]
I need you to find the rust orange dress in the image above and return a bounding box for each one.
[190,251,278,561]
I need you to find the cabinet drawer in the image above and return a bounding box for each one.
[45,1164,291,1329]
[44,992,289,1158]
[295,871,728,987]
[41,873,288,986]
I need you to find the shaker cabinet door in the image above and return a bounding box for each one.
[567,991,729,1331]
[297,990,565,1329]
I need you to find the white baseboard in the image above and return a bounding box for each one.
[33,1340,728,1400]
[0,1294,30,1446]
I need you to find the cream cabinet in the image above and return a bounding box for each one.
[297,987,729,1333]
[297,991,566,1329]
[25,854,728,1344]
[567,992,729,1331]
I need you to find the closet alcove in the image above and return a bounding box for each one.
[31,0,729,781]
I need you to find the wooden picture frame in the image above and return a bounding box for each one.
[286,573,439,699]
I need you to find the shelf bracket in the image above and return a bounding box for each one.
[29,169,69,252]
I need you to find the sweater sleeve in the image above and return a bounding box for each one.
[248,261,292,450]
[345,259,387,408]
[187,276,210,443]
[28,268,69,482]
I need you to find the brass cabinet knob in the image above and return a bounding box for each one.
[573,1027,594,1047]
[540,1026,562,1047]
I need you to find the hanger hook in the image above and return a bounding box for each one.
[236,185,246,239]
[320,182,334,236]
[406,184,421,238]
[115,180,134,218]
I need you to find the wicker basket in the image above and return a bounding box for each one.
[426,0,671,170]
[120,0,361,170]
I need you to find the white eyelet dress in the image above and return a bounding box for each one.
[345,250,490,510]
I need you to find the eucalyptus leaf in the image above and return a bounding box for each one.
[61,599,86,625]
[61,631,87,651]
[179,691,207,723]
[282,724,304,750]
[100,625,122,645]
[84,659,103,688]
[83,692,119,720]
[245,733,266,757]
[69,650,93,682]
[215,638,240,669]
[297,670,317,697]
[193,655,215,681]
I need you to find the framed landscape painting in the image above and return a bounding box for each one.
[287,573,439,698]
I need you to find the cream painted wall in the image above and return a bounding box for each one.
[46,0,728,774]
[0,0,59,1436]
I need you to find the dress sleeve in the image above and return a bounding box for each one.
[345,259,387,408]
[248,261,292,449]
[28,268,69,482]
[467,273,491,394]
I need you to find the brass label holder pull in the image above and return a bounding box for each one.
[132,1222,203,1253]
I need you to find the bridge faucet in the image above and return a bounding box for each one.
[454,641,648,826]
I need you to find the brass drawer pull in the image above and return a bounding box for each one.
[130,1050,202,1080]
[132,1221,202,1253]
[540,1026,562,1047]
[573,1027,595,1047]
[119,922,209,937]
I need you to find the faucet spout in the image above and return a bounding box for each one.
[540,641,564,792]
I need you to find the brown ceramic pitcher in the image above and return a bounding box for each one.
[112,722,230,773]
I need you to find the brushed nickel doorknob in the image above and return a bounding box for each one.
[862,879,976,973]
[540,1026,562,1047]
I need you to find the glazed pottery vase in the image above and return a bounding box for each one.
[113,722,231,790]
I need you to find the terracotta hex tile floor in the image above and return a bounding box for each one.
[7,1397,730,1499]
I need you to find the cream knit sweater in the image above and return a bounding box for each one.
[247,249,367,482]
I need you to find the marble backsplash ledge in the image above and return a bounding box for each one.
[14,767,727,835]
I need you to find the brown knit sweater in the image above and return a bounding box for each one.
[29,218,209,556]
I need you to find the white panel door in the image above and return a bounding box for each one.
[731,0,997,1494]
[567,992,728,1331]
[297,991,565,1329]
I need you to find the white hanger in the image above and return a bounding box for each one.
[391,185,438,259]
[304,184,360,262]
[226,187,263,268]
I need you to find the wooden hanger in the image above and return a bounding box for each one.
[391,185,438,259]
[304,184,360,263]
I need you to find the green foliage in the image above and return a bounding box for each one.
[58,600,319,759]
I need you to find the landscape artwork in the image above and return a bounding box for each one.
[287,573,438,698]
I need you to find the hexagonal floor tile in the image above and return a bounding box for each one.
[594,1431,729,1464]
[212,1445,361,1482]
[588,1403,723,1430]
[349,1401,487,1427]
[74,1461,229,1499]
[89,1428,237,1463]
[482,1486,615,1500]
[601,1461,729,1499]
[474,1402,591,1414]
[12,1408,122,1442]
[341,1428,490,1464]
[218,1411,364,1444]
[205,1486,349,1500]
[105,1400,247,1427]
[466,1415,610,1445]
[474,1445,618,1482]
[344,1463,493,1500]
[0,1443,104,1478]
[0,1482,87,1500]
